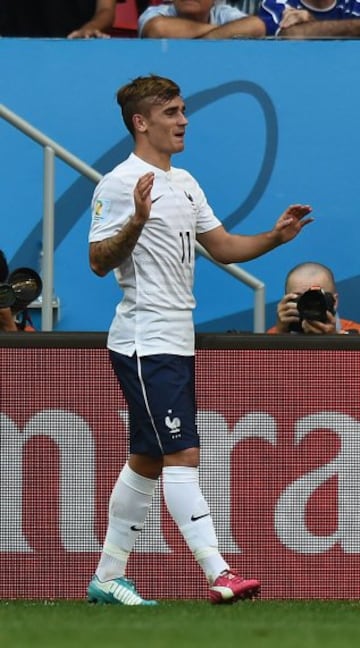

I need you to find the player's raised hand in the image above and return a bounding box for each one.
[273,204,313,243]
[133,172,155,224]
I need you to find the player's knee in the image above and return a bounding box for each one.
[163,447,200,467]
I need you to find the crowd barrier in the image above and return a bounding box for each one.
[1,333,360,600]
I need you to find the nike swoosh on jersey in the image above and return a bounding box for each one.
[130,524,143,531]
[191,513,210,522]
[151,195,163,204]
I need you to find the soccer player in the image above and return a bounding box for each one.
[87,74,313,605]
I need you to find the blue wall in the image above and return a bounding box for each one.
[1,38,360,331]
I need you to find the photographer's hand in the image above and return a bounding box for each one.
[0,307,17,332]
[275,292,301,333]
[301,311,337,334]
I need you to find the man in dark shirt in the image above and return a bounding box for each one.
[0,0,116,38]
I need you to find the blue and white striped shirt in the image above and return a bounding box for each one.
[258,0,360,35]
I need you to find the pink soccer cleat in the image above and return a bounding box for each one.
[209,569,260,604]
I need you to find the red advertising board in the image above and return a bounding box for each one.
[1,338,360,599]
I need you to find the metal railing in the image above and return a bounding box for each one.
[0,103,266,332]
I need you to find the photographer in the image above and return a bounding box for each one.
[268,262,360,335]
[0,249,41,332]
[0,249,17,332]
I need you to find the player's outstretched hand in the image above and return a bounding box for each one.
[274,204,313,243]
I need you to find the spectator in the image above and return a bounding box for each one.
[0,0,116,39]
[268,262,360,334]
[0,251,40,332]
[257,0,360,38]
[138,0,265,38]
[87,73,313,605]
[227,0,261,16]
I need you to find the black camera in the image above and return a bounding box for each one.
[296,287,335,324]
[0,267,42,312]
[0,283,16,309]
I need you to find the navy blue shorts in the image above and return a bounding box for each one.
[109,351,199,457]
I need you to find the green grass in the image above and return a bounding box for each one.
[1,600,360,648]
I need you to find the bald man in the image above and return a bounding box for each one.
[268,262,360,335]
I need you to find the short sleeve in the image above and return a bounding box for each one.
[138,4,176,36]
[88,174,134,243]
[257,0,287,35]
[189,177,222,234]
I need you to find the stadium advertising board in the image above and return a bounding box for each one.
[1,339,359,599]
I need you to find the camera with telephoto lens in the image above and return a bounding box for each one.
[0,267,42,312]
[297,287,335,324]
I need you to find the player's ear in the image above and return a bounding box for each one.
[133,114,147,133]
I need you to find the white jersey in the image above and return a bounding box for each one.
[89,153,221,357]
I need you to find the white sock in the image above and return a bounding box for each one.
[162,466,229,584]
[96,462,157,582]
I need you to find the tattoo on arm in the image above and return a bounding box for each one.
[90,216,145,276]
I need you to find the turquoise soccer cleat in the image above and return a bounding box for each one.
[87,575,158,606]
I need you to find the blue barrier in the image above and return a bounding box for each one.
[1,38,359,331]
